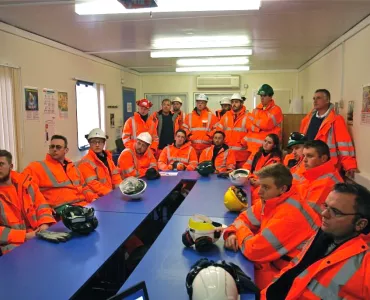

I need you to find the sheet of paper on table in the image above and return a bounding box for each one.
[159,172,178,176]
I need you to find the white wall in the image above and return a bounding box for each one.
[298,22,370,186]
[0,24,141,170]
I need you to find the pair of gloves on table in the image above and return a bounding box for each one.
[36,231,72,243]
[167,163,193,171]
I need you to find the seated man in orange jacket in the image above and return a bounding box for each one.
[23,135,98,215]
[295,140,343,218]
[158,129,198,171]
[118,132,158,178]
[0,150,55,254]
[77,128,122,197]
[199,131,235,173]
[261,183,370,300]
[223,163,320,290]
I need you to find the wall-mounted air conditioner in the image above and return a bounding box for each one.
[196,76,240,89]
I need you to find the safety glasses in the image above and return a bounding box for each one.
[49,145,63,150]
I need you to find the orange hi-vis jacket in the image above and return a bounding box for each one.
[246,100,283,155]
[261,231,370,300]
[0,171,55,254]
[300,105,357,171]
[118,146,157,178]
[150,110,182,139]
[183,108,219,154]
[296,160,343,218]
[172,110,184,128]
[77,149,122,197]
[223,186,320,289]
[158,142,198,171]
[215,109,228,120]
[243,151,281,173]
[122,112,159,151]
[23,154,97,209]
[199,145,236,173]
[217,106,250,163]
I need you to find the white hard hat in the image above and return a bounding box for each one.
[192,266,238,300]
[137,132,152,145]
[220,97,231,105]
[86,128,107,140]
[172,97,183,104]
[196,94,208,102]
[230,93,242,101]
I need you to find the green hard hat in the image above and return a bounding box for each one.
[257,84,274,97]
[196,161,215,177]
[287,132,307,148]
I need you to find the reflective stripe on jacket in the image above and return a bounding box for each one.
[182,108,219,152]
[23,154,97,208]
[0,171,55,254]
[295,160,343,218]
[122,112,159,151]
[217,106,250,162]
[246,100,283,154]
[300,104,357,171]
[262,232,370,300]
[199,145,235,173]
[77,149,122,197]
[158,142,198,171]
[118,146,157,178]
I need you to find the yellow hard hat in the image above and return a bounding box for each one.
[224,186,248,212]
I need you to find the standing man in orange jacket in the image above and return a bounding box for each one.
[150,98,182,158]
[247,84,283,155]
[23,135,98,215]
[295,140,343,218]
[261,183,370,300]
[158,129,198,171]
[199,131,235,173]
[118,132,157,178]
[223,163,320,290]
[77,128,122,197]
[300,89,357,177]
[215,97,231,120]
[122,98,159,152]
[217,93,250,168]
[0,150,55,254]
[183,94,219,157]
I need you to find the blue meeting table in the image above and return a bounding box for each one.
[118,215,255,300]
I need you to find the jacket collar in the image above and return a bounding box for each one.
[256,99,276,110]
[45,153,72,165]
[262,185,298,213]
[87,149,112,160]
[173,141,191,150]
[193,107,211,116]
[303,160,336,181]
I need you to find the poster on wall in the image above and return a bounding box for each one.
[44,118,56,143]
[24,87,39,121]
[361,85,370,125]
[347,101,354,126]
[43,89,57,117]
[110,113,115,128]
[58,92,69,120]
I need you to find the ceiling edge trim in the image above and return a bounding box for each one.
[139,69,299,76]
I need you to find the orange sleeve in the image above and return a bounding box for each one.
[226,149,236,171]
[199,148,207,164]
[182,113,191,136]
[78,160,111,196]
[22,163,40,186]
[242,152,255,171]
[0,226,26,244]
[215,115,225,131]
[31,183,56,226]
[254,106,283,131]
[78,173,98,202]
[207,114,220,138]
[149,119,159,151]
[148,149,158,170]
[122,117,134,149]
[118,149,138,178]
[186,147,198,171]
[158,147,170,171]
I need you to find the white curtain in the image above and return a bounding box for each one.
[0,66,19,169]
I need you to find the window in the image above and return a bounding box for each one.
[0,66,19,169]
[76,81,105,150]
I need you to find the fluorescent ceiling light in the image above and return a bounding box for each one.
[152,36,250,49]
[75,0,260,15]
[176,66,250,72]
[151,48,252,58]
[177,57,249,66]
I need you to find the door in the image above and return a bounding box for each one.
[123,88,136,122]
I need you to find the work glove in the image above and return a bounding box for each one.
[36,230,72,243]
[177,163,185,171]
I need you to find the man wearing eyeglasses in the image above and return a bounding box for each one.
[261,183,370,300]
[300,89,357,178]
[23,135,98,216]
[77,128,122,197]
[294,140,343,219]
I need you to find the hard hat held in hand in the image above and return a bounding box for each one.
[137,132,152,145]
[182,214,226,252]
[224,186,248,212]
[61,205,98,235]
[219,97,231,105]
[229,169,250,186]
[119,176,147,199]
[85,128,108,140]
[196,94,208,102]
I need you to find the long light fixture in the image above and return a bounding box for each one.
[75,0,261,15]
[152,36,250,50]
[151,48,252,58]
[176,66,250,72]
[177,57,249,66]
